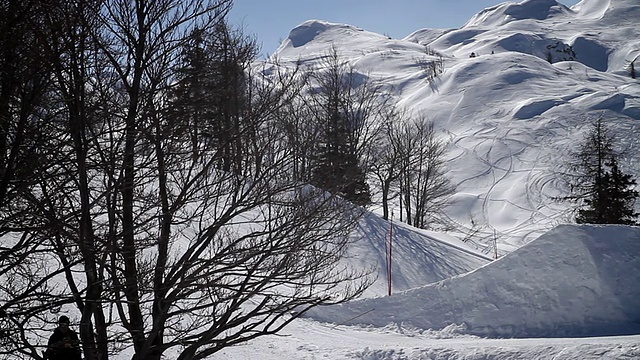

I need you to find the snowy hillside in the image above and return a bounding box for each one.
[269,0,640,251]
[347,212,491,297]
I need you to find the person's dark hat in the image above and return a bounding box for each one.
[58,315,70,325]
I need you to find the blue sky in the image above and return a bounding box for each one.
[228,0,581,57]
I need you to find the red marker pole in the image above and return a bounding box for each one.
[388,211,394,296]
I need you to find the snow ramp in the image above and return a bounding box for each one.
[306,224,640,338]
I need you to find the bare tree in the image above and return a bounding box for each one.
[0,1,372,360]
[0,1,78,358]
[369,106,407,220]
[0,0,57,208]
[368,109,454,226]
[397,115,455,229]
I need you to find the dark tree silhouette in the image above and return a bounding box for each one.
[563,117,639,225]
[577,156,639,225]
[0,1,372,360]
[306,47,387,206]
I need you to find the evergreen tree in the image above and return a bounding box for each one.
[167,28,211,160]
[604,156,639,224]
[569,118,639,225]
[168,22,256,172]
[308,48,382,206]
[575,168,609,224]
[585,156,639,224]
[311,95,371,205]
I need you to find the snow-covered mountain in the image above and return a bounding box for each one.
[268,0,640,252]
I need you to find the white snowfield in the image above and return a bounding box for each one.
[209,0,640,358]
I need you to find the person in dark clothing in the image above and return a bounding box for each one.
[44,316,81,360]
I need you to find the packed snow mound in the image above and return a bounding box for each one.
[304,224,640,338]
[465,0,573,27]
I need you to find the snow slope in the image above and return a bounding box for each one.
[347,212,491,297]
[271,0,640,251]
[305,224,640,338]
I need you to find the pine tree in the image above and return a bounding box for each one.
[311,99,371,205]
[571,119,639,225]
[168,23,255,172]
[575,169,609,224]
[167,28,210,160]
[308,48,377,206]
[602,156,639,224]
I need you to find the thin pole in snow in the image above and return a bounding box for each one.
[493,229,498,260]
[388,211,394,296]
